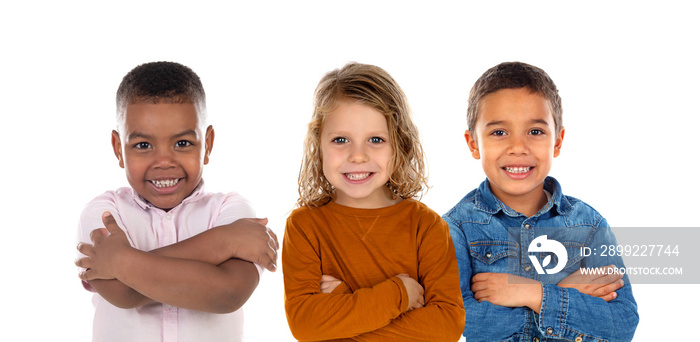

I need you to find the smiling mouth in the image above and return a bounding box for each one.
[345,172,372,180]
[504,167,532,174]
[150,178,182,188]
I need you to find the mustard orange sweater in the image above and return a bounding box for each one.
[283,199,465,341]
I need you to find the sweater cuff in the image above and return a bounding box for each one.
[388,276,409,313]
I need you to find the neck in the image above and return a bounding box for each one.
[489,182,548,217]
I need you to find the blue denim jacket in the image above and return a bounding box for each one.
[443,177,639,342]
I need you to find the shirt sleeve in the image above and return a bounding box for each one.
[76,192,133,292]
[350,213,465,341]
[282,213,409,341]
[537,221,639,342]
[445,214,530,341]
[213,192,265,276]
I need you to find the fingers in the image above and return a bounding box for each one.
[75,255,92,269]
[78,268,90,281]
[320,275,342,293]
[321,275,340,282]
[89,228,109,243]
[76,242,93,256]
[591,279,624,299]
[250,217,269,226]
[101,211,121,235]
[599,290,618,302]
[267,228,279,251]
[264,237,279,272]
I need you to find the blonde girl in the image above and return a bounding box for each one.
[282,62,464,341]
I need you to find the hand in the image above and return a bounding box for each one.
[225,218,279,272]
[558,265,624,302]
[75,211,133,281]
[471,273,542,312]
[396,273,425,311]
[320,275,342,293]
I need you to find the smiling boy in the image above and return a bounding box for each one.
[443,62,639,341]
[75,61,278,341]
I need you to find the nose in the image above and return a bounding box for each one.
[348,143,369,163]
[154,147,176,168]
[507,134,529,155]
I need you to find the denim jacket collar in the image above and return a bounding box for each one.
[473,176,574,217]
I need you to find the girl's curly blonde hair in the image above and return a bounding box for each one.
[297,62,428,207]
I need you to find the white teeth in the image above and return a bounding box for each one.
[345,172,371,180]
[150,179,180,188]
[505,167,531,174]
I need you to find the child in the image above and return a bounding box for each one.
[443,62,639,341]
[75,61,278,341]
[283,62,465,341]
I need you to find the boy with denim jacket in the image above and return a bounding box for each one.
[443,62,639,341]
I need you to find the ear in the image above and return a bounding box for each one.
[203,125,215,165]
[553,127,565,158]
[111,130,125,168]
[464,130,480,159]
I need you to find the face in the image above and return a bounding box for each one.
[320,100,397,209]
[112,102,214,211]
[465,88,565,209]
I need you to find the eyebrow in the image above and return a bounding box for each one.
[127,130,198,141]
[484,119,550,127]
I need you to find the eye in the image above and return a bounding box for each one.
[332,137,348,144]
[133,142,151,149]
[529,129,545,135]
[490,129,506,137]
[175,140,193,148]
[369,137,385,144]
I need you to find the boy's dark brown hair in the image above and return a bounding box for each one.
[467,61,562,136]
[116,61,207,129]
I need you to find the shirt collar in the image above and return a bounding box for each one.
[131,180,206,212]
[474,176,573,217]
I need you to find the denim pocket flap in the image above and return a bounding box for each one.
[469,240,518,264]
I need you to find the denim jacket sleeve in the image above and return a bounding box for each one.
[446,214,639,342]
[537,219,639,342]
[447,214,530,341]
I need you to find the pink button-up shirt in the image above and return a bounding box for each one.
[77,183,263,341]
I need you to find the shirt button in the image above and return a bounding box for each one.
[575,337,583,342]
[546,327,554,335]
[524,223,531,229]
[524,265,532,272]
[533,338,540,342]
[485,252,492,258]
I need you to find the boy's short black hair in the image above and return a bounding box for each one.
[467,61,562,134]
[116,61,206,126]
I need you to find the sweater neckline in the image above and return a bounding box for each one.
[325,198,414,216]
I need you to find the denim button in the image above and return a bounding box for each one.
[546,327,554,335]
[524,265,532,272]
[575,337,583,342]
[524,223,531,229]
[485,252,492,258]
[533,338,540,342]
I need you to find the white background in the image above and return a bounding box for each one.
[2,1,698,340]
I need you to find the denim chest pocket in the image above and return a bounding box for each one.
[469,240,518,273]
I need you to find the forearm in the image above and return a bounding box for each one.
[150,225,233,265]
[538,283,639,341]
[355,299,464,341]
[285,276,407,340]
[116,248,259,313]
[88,279,154,308]
[462,295,530,340]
